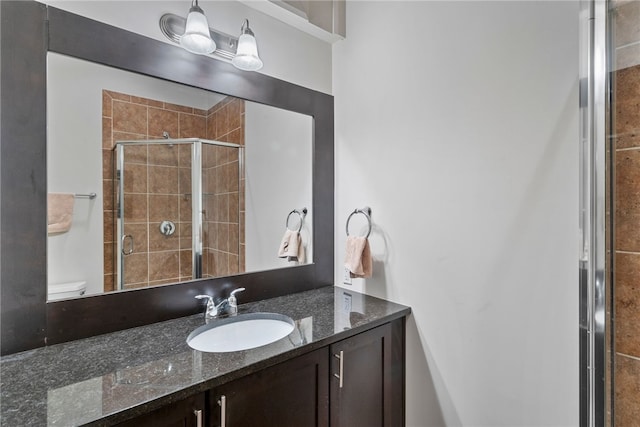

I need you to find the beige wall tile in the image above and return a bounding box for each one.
[180,250,192,278]
[123,194,148,222]
[179,113,207,139]
[179,167,191,194]
[179,222,192,250]
[148,165,179,194]
[615,252,640,356]
[103,273,115,293]
[227,162,239,193]
[218,251,229,276]
[121,143,148,164]
[124,252,148,285]
[179,195,192,223]
[228,99,242,130]
[123,163,147,194]
[229,254,239,275]
[103,242,114,279]
[104,90,131,102]
[148,108,179,139]
[229,224,239,256]
[615,354,640,425]
[616,149,640,251]
[102,179,114,211]
[179,145,192,168]
[113,101,147,135]
[229,193,239,223]
[102,91,113,117]
[103,210,114,243]
[131,96,163,108]
[147,144,179,167]
[615,65,640,150]
[148,251,180,281]
[164,102,193,114]
[148,194,179,222]
[102,117,113,149]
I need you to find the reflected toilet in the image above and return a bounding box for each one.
[48,281,86,301]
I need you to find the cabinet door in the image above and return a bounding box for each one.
[209,347,329,427]
[114,392,206,427]
[330,319,405,427]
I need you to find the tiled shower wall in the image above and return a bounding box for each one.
[612,1,640,424]
[202,97,245,278]
[102,91,244,291]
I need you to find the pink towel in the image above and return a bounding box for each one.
[344,236,372,278]
[278,229,305,263]
[48,193,75,234]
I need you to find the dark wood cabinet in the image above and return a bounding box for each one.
[330,319,405,427]
[208,347,329,427]
[115,318,404,427]
[114,392,206,427]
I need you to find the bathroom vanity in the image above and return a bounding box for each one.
[0,5,410,425]
[0,286,410,426]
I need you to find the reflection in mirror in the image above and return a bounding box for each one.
[47,52,313,301]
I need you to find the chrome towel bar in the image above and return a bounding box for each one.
[346,206,372,238]
[74,193,97,200]
[286,207,308,232]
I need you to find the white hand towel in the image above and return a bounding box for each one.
[278,230,305,263]
[47,193,75,235]
[344,236,372,278]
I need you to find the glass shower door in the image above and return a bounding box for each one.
[115,141,194,290]
[114,139,242,290]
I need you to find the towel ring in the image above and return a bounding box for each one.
[346,207,372,238]
[286,208,308,232]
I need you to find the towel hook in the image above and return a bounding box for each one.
[346,206,372,238]
[286,208,308,232]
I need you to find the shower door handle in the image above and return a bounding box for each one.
[121,234,134,255]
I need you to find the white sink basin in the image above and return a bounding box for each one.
[187,312,295,353]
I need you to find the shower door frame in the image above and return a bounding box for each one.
[579,0,610,426]
[115,138,242,290]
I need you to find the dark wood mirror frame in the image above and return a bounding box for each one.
[0,1,334,356]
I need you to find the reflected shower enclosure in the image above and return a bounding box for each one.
[114,138,243,290]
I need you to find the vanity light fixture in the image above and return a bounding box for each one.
[160,2,263,71]
[179,0,216,55]
[231,20,263,72]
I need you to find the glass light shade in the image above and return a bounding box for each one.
[232,33,263,71]
[180,7,216,55]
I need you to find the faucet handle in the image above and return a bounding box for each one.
[195,294,214,310]
[195,294,213,303]
[228,288,246,308]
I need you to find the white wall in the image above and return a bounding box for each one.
[39,1,332,94]
[333,1,579,426]
[244,102,313,271]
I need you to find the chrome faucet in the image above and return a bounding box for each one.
[195,288,246,319]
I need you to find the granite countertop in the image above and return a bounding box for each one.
[0,286,410,426]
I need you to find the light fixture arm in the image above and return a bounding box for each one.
[240,19,255,37]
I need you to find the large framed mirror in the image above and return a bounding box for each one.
[0,1,334,355]
[47,52,314,298]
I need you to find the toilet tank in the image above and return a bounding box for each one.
[48,281,86,301]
